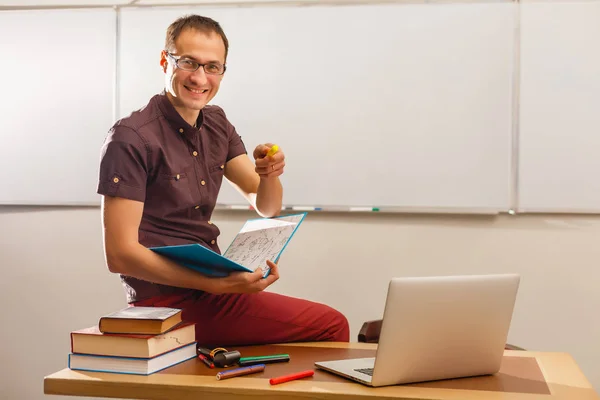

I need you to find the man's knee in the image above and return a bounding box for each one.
[323,306,350,342]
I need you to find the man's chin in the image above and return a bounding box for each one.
[166,91,205,109]
[183,99,208,110]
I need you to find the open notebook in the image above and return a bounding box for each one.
[150,213,306,277]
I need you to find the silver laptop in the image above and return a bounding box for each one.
[315,273,520,387]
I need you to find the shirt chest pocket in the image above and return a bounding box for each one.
[149,170,195,211]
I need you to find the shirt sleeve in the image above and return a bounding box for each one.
[97,125,148,202]
[220,110,247,161]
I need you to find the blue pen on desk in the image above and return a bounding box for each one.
[216,364,266,380]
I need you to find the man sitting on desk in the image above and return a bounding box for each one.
[97,14,349,346]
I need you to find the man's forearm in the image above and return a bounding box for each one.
[255,177,283,217]
[107,243,220,293]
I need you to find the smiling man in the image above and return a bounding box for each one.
[97,15,349,346]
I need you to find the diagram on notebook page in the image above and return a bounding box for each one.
[223,214,305,271]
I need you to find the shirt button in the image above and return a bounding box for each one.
[210,240,216,245]
[201,180,206,186]
[179,128,184,133]
[193,151,198,156]
[208,221,213,225]
[220,165,224,169]
[176,174,180,180]
[113,177,119,183]
[194,205,200,210]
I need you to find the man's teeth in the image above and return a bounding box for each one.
[188,87,208,94]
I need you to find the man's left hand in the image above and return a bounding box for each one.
[253,143,285,179]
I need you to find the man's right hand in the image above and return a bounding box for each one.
[213,260,280,294]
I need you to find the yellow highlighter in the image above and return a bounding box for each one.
[266,145,279,157]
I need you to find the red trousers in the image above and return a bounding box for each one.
[132,290,350,347]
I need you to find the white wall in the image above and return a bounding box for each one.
[0,207,598,399]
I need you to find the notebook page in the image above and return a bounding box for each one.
[239,218,296,233]
[223,215,303,270]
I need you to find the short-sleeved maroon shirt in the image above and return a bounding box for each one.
[97,92,247,303]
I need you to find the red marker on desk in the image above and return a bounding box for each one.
[269,369,314,385]
[198,354,214,369]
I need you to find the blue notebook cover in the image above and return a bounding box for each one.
[150,213,306,278]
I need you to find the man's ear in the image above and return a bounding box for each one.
[160,50,167,72]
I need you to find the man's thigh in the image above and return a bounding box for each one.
[181,291,349,346]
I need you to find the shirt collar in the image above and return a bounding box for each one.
[155,90,204,136]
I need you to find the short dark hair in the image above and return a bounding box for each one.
[165,14,229,61]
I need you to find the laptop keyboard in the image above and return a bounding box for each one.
[354,368,374,376]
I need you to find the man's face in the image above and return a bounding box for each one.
[161,29,226,111]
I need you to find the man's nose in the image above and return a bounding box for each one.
[190,67,209,85]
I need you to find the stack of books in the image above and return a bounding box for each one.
[68,307,197,375]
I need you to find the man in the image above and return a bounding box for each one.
[97,14,349,346]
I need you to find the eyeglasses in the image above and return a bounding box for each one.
[166,52,226,75]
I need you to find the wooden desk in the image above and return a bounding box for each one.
[44,342,599,400]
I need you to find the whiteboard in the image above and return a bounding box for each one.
[119,2,515,213]
[0,8,115,205]
[518,1,600,213]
